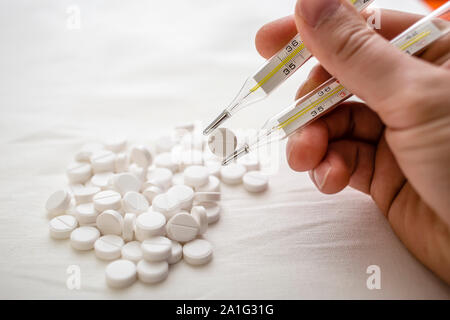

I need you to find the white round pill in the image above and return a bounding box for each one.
[122,213,136,242]
[194,192,221,203]
[191,206,208,235]
[49,215,78,239]
[142,185,163,203]
[172,173,184,186]
[204,160,221,178]
[112,173,141,196]
[121,241,143,263]
[75,143,104,162]
[135,212,166,241]
[96,210,123,235]
[168,240,182,264]
[207,128,237,158]
[90,150,116,173]
[46,190,71,217]
[115,153,128,173]
[72,185,100,204]
[95,235,124,260]
[70,226,100,251]
[181,133,204,151]
[183,239,213,266]
[220,163,246,185]
[137,260,169,284]
[105,259,137,288]
[155,135,176,153]
[122,191,149,214]
[90,172,114,190]
[141,236,171,262]
[195,175,221,193]
[146,168,173,190]
[152,193,181,220]
[183,165,209,188]
[66,162,92,184]
[200,202,221,224]
[154,152,178,173]
[105,138,127,153]
[239,156,260,172]
[167,185,194,211]
[130,145,153,168]
[75,203,99,225]
[243,171,269,193]
[166,212,199,243]
[93,190,121,212]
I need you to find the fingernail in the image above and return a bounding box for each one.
[297,0,341,28]
[313,162,331,190]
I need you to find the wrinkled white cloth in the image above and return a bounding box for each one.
[0,0,448,299]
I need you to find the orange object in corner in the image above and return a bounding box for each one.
[423,0,448,10]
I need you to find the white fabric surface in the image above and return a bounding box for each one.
[0,0,449,299]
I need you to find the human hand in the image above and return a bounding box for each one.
[255,0,450,283]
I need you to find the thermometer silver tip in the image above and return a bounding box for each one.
[203,110,231,136]
[222,144,250,166]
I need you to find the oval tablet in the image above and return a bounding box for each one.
[167,185,194,211]
[197,202,221,224]
[168,240,182,264]
[115,153,128,173]
[96,210,123,235]
[75,203,99,225]
[95,235,124,260]
[90,172,114,190]
[105,259,137,288]
[183,165,209,188]
[152,193,181,220]
[135,212,166,241]
[243,171,268,193]
[146,168,173,190]
[46,190,71,217]
[220,163,246,185]
[122,213,136,242]
[121,241,143,264]
[93,190,122,212]
[154,152,178,173]
[90,150,116,173]
[130,145,153,168]
[105,138,127,153]
[49,215,78,239]
[183,239,213,266]
[142,185,163,203]
[166,212,199,243]
[112,173,141,196]
[191,206,208,235]
[72,185,100,204]
[141,236,171,262]
[66,162,92,184]
[195,175,221,193]
[137,260,169,284]
[123,191,149,214]
[70,226,100,251]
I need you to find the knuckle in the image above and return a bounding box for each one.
[333,24,377,63]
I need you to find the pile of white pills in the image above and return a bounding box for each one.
[45,123,269,289]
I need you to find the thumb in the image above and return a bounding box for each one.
[295,0,423,109]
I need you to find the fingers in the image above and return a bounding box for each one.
[308,140,376,194]
[255,16,297,59]
[287,102,383,170]
[294,0,427,109]
[255,9,423,59]
[295,65,331,100]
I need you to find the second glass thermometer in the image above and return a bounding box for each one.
[203,0,375,135]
